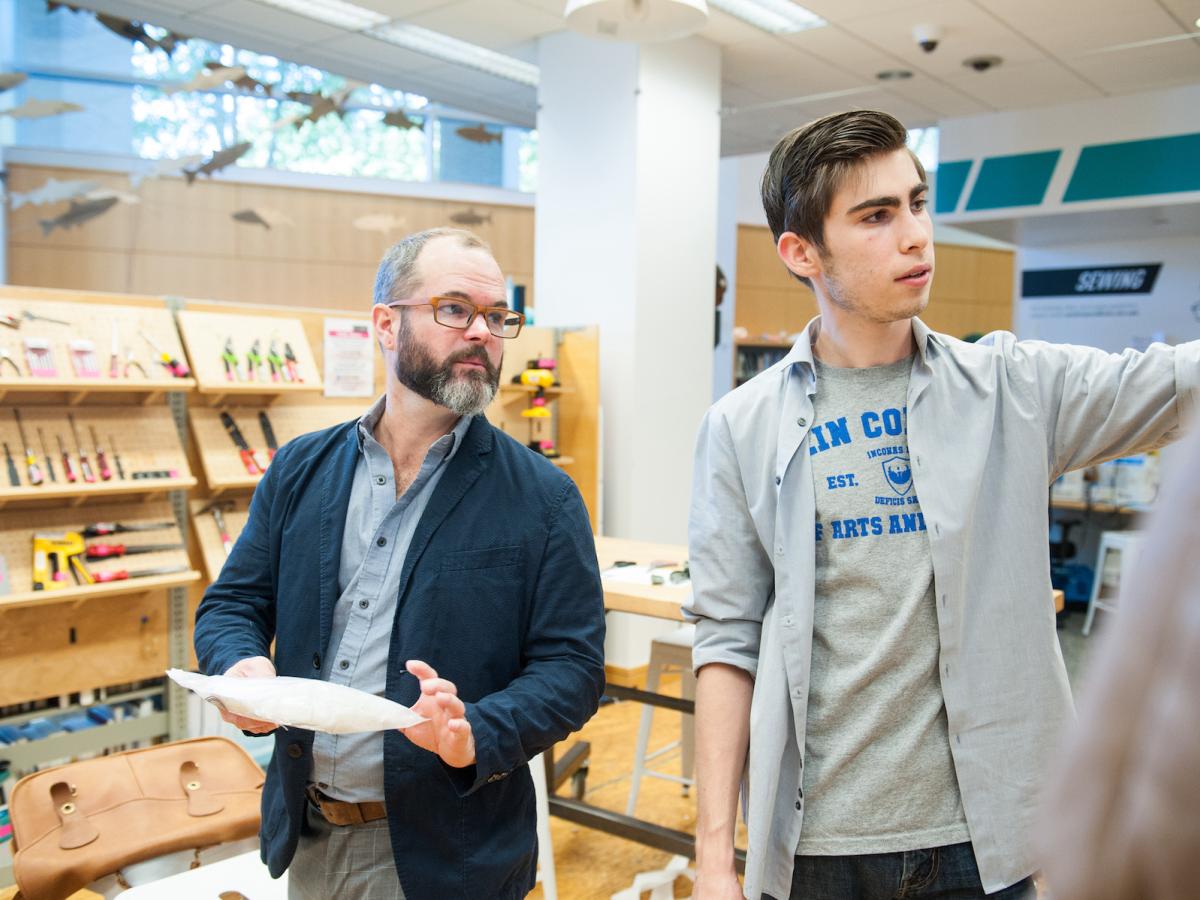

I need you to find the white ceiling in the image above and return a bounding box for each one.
[57,0,1200,156]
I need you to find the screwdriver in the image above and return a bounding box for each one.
[83,521,175,537]
[13,409,44,486]
[92,563,189,583]
[67,413,95,483]
[89,426,113,481]
[140,330,190,378]
[37,427,57,482]
[3,443,19,486]
[85,542,184,560]
[57,434,78,483]
[109,435,126,479]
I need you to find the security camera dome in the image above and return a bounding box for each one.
[963,55,1003,72]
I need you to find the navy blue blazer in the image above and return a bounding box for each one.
[194,414,607,900]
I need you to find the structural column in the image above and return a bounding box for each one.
[534,29,721,546]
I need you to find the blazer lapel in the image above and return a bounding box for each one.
[318,427,361,650]
[394,415,493,607]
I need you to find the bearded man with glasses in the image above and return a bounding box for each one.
[195,228,607,900]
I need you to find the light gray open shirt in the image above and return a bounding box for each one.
[685,317,1199,897]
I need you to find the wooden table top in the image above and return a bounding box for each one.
[595,535,691,622]
[596,536,1069,620]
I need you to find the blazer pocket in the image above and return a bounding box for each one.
[439,545,523,573]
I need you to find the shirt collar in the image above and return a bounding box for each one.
[782,315,940,381]
[356,394,472,462]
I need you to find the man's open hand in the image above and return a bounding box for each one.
[220,656,279,734]
[400,659,476,768]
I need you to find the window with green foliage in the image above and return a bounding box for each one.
[2,0,537,190]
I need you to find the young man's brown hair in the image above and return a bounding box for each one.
[761,109,927,287]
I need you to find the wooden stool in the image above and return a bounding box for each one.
[625,624,695,816]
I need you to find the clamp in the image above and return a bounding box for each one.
[245,339,264,382]
[0,347,21,376]
[267,339,285,383]
[123,349,149,379]
[284,343,302,383]
[222,337,240,382]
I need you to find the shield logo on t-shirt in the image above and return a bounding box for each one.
[881,455,913,496]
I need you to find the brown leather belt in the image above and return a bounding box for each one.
[306,785,387,826]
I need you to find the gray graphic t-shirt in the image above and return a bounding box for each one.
[798,354,970,855]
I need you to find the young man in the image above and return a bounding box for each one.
[194,228,607,900]
[686,110,1198,899]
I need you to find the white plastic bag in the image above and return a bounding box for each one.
[166,669,426,734]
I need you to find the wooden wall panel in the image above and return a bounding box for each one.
[6,163,535,313]
[734,224,1014,342]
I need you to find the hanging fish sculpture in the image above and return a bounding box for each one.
[0,99,84,119]
[183,141,253,184]
[455,124,502,144]
[449,208,492,227]
[10,177,100,209]
[39,196,119,236]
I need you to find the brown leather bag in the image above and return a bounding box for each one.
[9,736,265,900]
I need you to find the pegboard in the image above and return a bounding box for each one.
[0,294,190,387]
[0,498,193,602]
[189,495,251,582]
[188,402,364,491]
[176,309,323,395]
[0,405,192,501]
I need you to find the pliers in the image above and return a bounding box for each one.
[0,347,22,376]
[123,349,149,378]
[245,339,264,382]
[267,340,285,383]
[222,337,240,382]
[284,343,303,383]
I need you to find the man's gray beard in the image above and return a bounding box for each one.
[429,371,497,416]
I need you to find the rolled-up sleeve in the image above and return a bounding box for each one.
[685,406,773,678]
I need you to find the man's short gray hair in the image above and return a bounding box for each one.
[372,227,491,307]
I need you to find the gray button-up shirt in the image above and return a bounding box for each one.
[686,317,1199,898]
[311,396,472,802]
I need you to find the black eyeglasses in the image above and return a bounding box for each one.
[388,296,525,339]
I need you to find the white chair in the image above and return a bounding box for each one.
[1083,530,1143,636]
[626,624,696,816]
[530,752,557,900]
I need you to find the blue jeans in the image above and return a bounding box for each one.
[769,842,1034,899]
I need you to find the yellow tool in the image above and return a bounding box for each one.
[517,368,556,389]
[521,406,552,419]
[32,532,90,591]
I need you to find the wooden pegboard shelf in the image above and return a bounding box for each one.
[1050,499,1147,515]
[499,384,574,398]
[195,381,326,407]
[0,377,196,405]
[0,476,197,510]
[549,456,576,467]
[0,293,193,405]
[0,498,193,603]
[176,309,323,396]
[0,405,193,508]
[0,570,201,613]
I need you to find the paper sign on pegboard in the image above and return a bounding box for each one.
[323,318,375,398]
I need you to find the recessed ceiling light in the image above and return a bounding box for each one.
[708,0,825,35]
[251,0,388,31]
[1195,16,1200,28]
[876,69,913,81]
[368,23,540,88]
